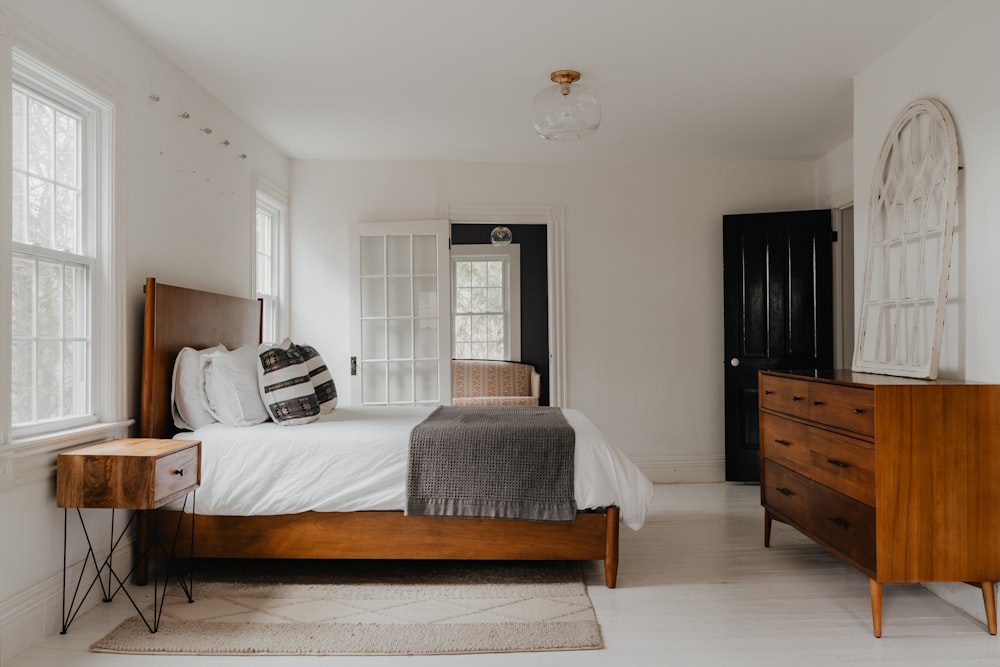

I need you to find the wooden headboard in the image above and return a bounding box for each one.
[138,277,262,439]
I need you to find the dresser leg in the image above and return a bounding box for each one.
[869,579,882,638]
[763,510,772,547]
[980,582,997,635]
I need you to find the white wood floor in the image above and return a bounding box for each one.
[10,483,1000,666]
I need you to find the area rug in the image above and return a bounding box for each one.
[90,559,602,655]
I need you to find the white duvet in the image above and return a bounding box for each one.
[175,406,653,530]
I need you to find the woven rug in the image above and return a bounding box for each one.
[90,559,602,655]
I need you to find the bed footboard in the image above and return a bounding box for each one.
[136,507,621,587]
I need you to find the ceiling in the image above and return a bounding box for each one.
[98,0,952,163]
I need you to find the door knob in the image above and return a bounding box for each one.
[730,358,740,367]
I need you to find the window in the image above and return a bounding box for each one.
[254,181,288,344]
[451,245,520,361]
[9,50,117,437]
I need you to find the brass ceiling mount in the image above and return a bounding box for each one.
[550,70,581,95]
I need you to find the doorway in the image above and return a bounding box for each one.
[722,210,835,481]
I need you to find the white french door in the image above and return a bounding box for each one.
[349,220,451,405]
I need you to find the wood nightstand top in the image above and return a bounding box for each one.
[57,438,201,510]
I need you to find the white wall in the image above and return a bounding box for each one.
[0,1,288,662]
[853,0,1000,625]
[290,158,817,483]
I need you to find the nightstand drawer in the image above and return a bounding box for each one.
[154,446,200,506]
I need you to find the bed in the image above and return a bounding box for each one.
[137,277,652,587]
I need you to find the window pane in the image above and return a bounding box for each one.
[471,288,487,312]
[64,263,88,338]
[54,185,78,253]
[455,261,472,287]
[486,287,503,312]
[488,261,503,286]
[12,172,26,243]
[470,261,486,287]
[386,236,411,275]
[27,176,54,247]
[11,340,34,425]
[55,110,77,186]
[64,340,88,416]
[414,318,438,358]
[12,89,26,171]
[37,259,62,338]
[12,254,36,337]
[387,318,412,359]
[27,97,53,179]
[412,235,436,275]
[36,339,61,421]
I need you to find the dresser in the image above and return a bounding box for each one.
[758,369,1000,637]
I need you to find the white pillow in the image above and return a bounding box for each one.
[171,344,226,431]
[203,345,270,427]
[258,338,320,426]
[294,343,338,414]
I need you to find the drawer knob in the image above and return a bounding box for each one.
[774,439,791,447]
[776,487,793,497]
[791,396,803,402]
[853,407,865,414]
[828,517,850,529]
[813,400,824,406]
[763,390,773,395]
[826,458,850,469]
[173,468,184,477]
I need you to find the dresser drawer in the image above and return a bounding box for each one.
[759,374,811,419]
[806,426,875,506]
[760,412,811,469]
[763,461,875,572]
[762,460,814,532]
[154,446,200,507]
[808,383,874,436]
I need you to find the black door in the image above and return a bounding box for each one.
[723,210,834,481]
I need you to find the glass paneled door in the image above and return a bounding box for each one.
[350,221,451,405]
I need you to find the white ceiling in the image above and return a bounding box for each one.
[98,0,952,163]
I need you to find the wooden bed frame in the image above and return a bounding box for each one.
[138,277,620,587]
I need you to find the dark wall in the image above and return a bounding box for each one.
[451,224,549,405]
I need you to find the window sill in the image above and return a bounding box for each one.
[1,420,133,491]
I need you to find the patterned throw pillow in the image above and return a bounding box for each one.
[294,343,337,414]
[257,339,320,425]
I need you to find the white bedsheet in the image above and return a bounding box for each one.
[175,406,653,530]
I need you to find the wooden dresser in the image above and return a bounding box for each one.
[758,369,1000,637]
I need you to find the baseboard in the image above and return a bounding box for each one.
[0,537,133,666]
[922,581,997,629]
[634,455,725,484]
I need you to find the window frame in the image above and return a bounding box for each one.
[3,43,127,454]
[252,175,288,344]
[450,244,521,361]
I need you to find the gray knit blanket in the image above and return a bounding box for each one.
[406,406,577,522]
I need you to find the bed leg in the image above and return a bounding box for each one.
[604,506,620,588]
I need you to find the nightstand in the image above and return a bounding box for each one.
[56,438,201,633]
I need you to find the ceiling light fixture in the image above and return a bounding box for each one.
[532,70,601,141]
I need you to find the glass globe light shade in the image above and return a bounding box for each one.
[532,79,601,141]
[490,225,513,247]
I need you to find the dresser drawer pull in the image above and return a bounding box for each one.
[173,468,185,477]
[776,487,794,497]
[763,390,773,395]
[813,400,824,406]
[791,396,803,402]
[826,458,850,469]
[853,407,865,414]
[774,439,792,447]
[828,517,850,529]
